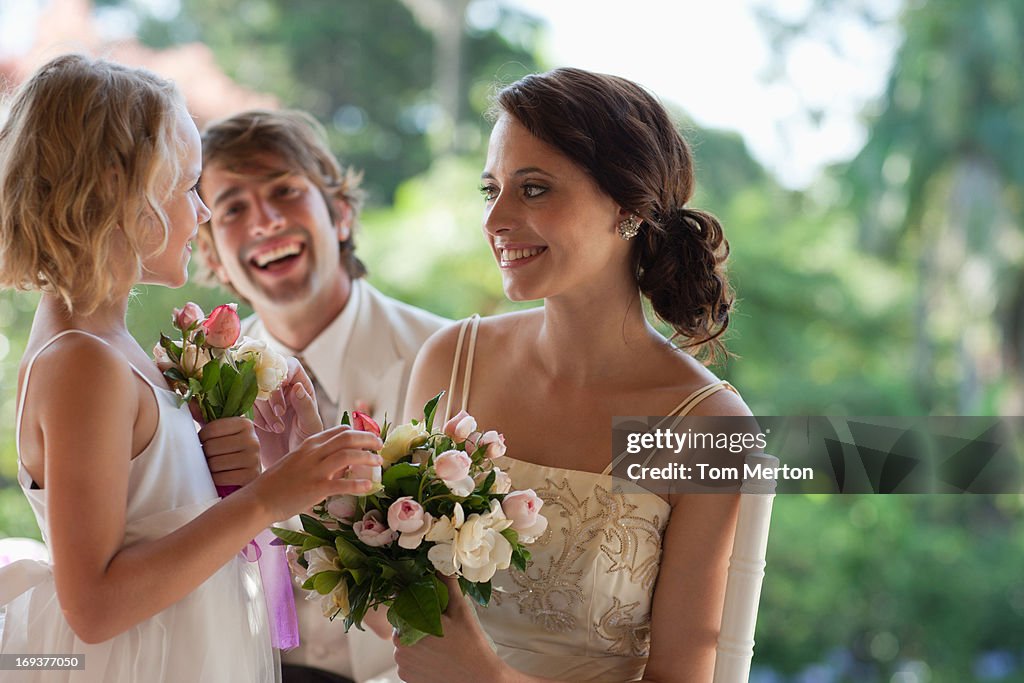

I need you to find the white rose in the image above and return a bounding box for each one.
[452,505,513,583]
[379,422,429,465]
[180,343,211,378]
[286,546,308,584]
[425,503,464,544]
[476,466,512,494]
[304,545,340,575]
[232,336,289,398]
[319,580,350,619]
[424,503,465,575]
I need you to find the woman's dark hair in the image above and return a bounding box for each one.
[492,67,733,361]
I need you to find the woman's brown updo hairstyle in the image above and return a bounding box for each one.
[492,67,733,361]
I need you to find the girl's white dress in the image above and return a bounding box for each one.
[0,330,277,682]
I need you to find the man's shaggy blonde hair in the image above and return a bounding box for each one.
[0,53,186,313]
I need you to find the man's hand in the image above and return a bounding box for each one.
[254,357,324,467]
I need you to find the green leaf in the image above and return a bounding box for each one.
[345,579,372,630]
[313,570,342,595]
[199,360,221,394]
[346,567,368,585]
[335,536,367,569]
[381,462,420,493]
[300,513,334,540]
[458,577,492,606]
[423,391,444,433]
[302,536,330,553]
[301,576,316,591]
[235,374,261,418]
[221,358,257,417]
[163,367,187,384]
[269,526,309,546]
[387,608,430,646]
[500,527,520,547]
[511,546,530,573]
[159,333,182,363]
[188,377,204,397]
[391,578,445,638]
[340,411,351,427]
[475,470,496,495]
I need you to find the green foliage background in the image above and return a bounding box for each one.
[2,0,1023,680]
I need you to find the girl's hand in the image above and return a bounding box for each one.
[248,425,383,522]
[254,357,323,467]
[198,417,261,487]
[393,575,509,683]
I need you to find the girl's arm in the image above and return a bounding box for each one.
[34,336,381,644]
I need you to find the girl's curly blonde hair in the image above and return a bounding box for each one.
[0,54,186,313]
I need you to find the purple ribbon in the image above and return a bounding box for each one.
[218,485,300,650]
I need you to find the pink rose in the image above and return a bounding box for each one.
[443,410,477,442]
[173,302,205,331]
[502,489,548,541]
[325,495,359,522]
[477,431,506,459]
[434,450,471,481]
[153,342,175,373]
[201,304,241,348]
[353,510,397,547]
[351,410,381,437]
[387,496,426,533]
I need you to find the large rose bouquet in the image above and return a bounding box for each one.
[271,393,547,645]
[153,301,289,422]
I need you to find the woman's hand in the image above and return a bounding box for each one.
[198,416,261,487]
[393,575,511,683]
[254,357,323,467]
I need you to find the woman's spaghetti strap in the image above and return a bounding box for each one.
[442,315,481,424]
[601,380,738,476]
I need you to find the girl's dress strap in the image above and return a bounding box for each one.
[443,314,481,424]
[601,380,739,476]
[15,329,165,447]
[16,330,111,448]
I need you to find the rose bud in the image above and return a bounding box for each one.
[325,495,359,522]
[351,410,381,437]
[443,410,477,443]
[386,496,427,533]
[153,342,175,373]
[173,301,205,331]
[502,489,548,542]
[477,430,506,459]
[201,303,241,348]
[353,510,397,547]
[434,450,471,482]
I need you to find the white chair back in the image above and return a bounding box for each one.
[713,452,778,683]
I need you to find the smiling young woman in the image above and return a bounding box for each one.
[396,68,753,683]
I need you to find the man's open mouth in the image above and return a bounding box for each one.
[250,242,306,271]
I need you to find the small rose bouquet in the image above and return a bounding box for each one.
[271,392,547,645]
[153,301,289,422]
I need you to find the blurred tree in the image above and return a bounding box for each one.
[121,0,541,202]
[759,0,1024,414]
